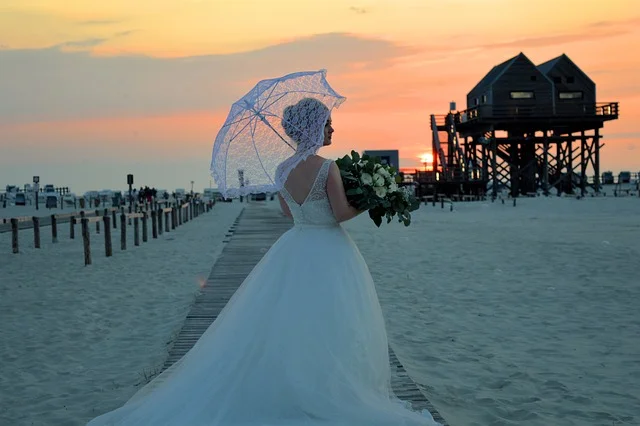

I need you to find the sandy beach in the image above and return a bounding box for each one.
[1,196,639,425]
[344,195,640,426]
[0,202,244,425]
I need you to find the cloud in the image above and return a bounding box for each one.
[114,30,137,38]
[57,38,108,48]
[349,6,369,14]
[478,29,629,51]
[53,30,135,50]
[586,16,640,29]
[412,24,633,59]
[77,19,122,26]
[0,33,414,124]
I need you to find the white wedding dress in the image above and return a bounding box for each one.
[87,159,441,426]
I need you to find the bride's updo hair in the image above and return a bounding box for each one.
[281,97,330,145]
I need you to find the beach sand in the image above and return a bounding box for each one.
[0,202,244,425]
[1,196,639,426]
[343,195,640,426]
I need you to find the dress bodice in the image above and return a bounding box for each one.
[280,159,338,227]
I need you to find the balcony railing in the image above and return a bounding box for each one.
[453,102,619,123]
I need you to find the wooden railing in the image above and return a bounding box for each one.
[454,102,619,123]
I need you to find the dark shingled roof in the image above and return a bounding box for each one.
[536,56,562,75]
[468,53,523,96]
[536,53,594,85]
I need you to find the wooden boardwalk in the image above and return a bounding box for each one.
[161,203,448,425]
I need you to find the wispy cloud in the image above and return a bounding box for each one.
[77,19,121,26]
[114,30,137,38]
[53,30,135,50]
[58,38,108,48]
[586,16,640,28]
[349,6,369,15]
[479,29,629,50]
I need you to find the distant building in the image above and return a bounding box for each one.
[362,150,400,169]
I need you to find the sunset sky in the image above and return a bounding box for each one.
[1,0,638,192]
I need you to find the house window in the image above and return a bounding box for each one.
[481,95,487,104]
[510,91,535,99]
[553,76,562,84]
[566,76,575,84]
[473,98,479,106]
[558,91,583,100]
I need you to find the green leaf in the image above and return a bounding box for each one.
[346,188,364,195]
[352,151,360,163]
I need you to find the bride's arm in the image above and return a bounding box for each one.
[326,162,364,223]
[278,193,293,219]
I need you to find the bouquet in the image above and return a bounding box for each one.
[335,151,420,227]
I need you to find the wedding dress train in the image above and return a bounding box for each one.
[87,159,441,425]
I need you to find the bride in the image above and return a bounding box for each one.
[86,96,442,425]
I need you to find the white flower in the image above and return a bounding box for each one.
[360,173,373,186]
[377,167,390,178]
[373,174,385,187]
[374,186,387,198]
[388,182,398,192]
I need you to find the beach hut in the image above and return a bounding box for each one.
[537,54,596,116]
[466,52,554,118]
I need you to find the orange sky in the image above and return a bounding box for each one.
[0,0,638,191]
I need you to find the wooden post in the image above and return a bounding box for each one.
[82,218,91,266]
[120,213,126,250]
[104,215,112,257]
[158,209,163,235]
[179,206,183,226]
[171,206,176,230]
[112,209,117,229]
[95,210,100,234]
[70,215,75,239]
[134,216,140,246]
[190,201,194,220]
[32,216,41,249]
[142,212,148,242]
[51,214,58,243]
[164,211,170,233]
[11,218,19,254]
[151,210,158,239]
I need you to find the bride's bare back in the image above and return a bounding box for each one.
[279,155,361,222]
[283,155,327,205]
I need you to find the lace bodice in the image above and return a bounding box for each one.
[280,159,337,227]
